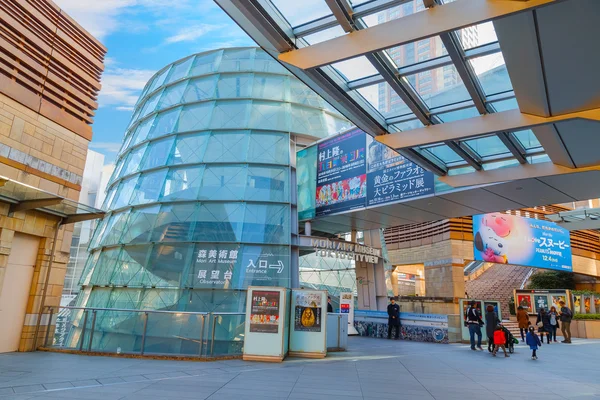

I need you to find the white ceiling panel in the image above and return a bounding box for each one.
[439,188,527,213]
[406,196,485,218]
[484,178,576,206]
[539,171,600,201]
[554,120,600,167]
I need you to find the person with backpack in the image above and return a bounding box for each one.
[559,300,572,343]
[536,307,552,344]
[526,325,542,360]
[548,306,560,343]
[465,300,484,351]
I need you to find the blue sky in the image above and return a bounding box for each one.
[54,0,256,163]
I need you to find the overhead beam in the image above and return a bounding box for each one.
[278,0,558,69]
[497,132,527,164]
[64,212,105,225]
[324,0,354,33]
[9,198,63,214]
[377,107,600,150]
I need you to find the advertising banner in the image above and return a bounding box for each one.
[473,213,572,271]
[294,292,323,332]
[366,135,434,206]
[315,128,367,216]
[249,290,280,334]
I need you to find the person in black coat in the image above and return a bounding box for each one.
[387,298,400,339]
[327,296,334,313]
[485,304,500,352]
[536,307,552,344]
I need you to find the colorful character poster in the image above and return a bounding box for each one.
[472,213,572,271]
[249,290,280,333]
[534,295,549,312]
[518,294,533,312]
[294,292,322,332]
[551,295,566,310]
[315,129,367,216]
[366,135,434,206]
[574,295,581,313]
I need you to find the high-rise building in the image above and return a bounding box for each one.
[376,2,478,116]
[0,0,105,352]
[65,48,351,355]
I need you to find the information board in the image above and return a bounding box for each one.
[473,213,572,271]
[315,129,367,216]
[249,290,280,334]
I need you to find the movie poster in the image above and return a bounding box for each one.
[534,295,549,312]
[249,290,280,334]
[551,295,566,310]
[517,294,533,312]
[294,292,322,332]
[472,213,572,271]
[315,129,367,216]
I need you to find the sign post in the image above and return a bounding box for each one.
[243,286,290,362]
[289,289,328,358]
[339,292,358,335]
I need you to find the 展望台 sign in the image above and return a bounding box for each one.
[473,213,572,271]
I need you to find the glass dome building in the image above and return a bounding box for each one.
[67,47,351,355]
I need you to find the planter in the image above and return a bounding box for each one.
[571,319,600,339]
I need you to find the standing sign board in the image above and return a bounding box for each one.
[289,289,327,358]
[243,287,290,362]
[339,292,358,335]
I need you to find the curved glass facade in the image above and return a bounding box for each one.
[66,48,350,354]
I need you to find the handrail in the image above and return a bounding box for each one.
[520,268,535,289]
[46,306,209,315]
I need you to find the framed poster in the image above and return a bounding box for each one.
[551,295,567,310]
[294,292,323,332]
[249,290,280,334]
[517,294,533,312]
[534,295,549,312]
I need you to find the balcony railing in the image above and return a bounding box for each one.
[39,306,245,359]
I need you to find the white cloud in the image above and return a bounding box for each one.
[89,142,122,153]
[116,106,135,111]
[98,68,156,109]
[164,24,221,44]
[53,0,135,40]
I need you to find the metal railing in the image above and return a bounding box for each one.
[40,306,245,359]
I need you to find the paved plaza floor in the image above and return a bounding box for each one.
[0,337,599,400]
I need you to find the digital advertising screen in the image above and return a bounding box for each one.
[473,213,572,271]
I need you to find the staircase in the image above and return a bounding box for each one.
[500,320,523,341]
[465,264,534,319]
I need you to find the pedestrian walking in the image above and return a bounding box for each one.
[516,305,529,341]
[492,325,509,357]
[536,307,552,344]
[526,325,542,360]
[387,298,400,340]
[465,300,484,351]
[559,300,572,343]
[485,304,499,352]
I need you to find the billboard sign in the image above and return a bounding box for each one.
[366,135,434,206]
[315,129,367,216]
[473,213,572,271]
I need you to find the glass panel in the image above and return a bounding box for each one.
[170,132,210,165]
[210,100,250,129]
[177,102,214,132]
[252,74,288,101]
[203,131,249,163]
[249,101,290,131]
[436,106,479,122]
[470,52,512,96]
[219,48,254,72]
[303,25,345,45]
[331,56,379,81]
[189,51,222,77]
[183,75,218,103]
[147,107,181,140]
[140,90,162,118]
[216,73,253,98]
[529,154,550,164]
[208,313,244,357]
[120,144,147,178]
[464,135,510,158]
[191,203,245,242]
[109,245,153,286]
[254,48,288,74]
[165,56,193,84]
[482,158,520,171]
[141,137,175,170]
[246,166,289,202]
[111,176,138,209]
[158,81,187,109]
[289,78,324,108]
[131,116,155,146]
[143,312,204,355]
[457,22,497,50]
[199,165,247,200]
[323,113,354,137]
[89,248,121,285]
[423,145,462,164]
[247,131,289,165]
[361,1,425,27]
[271,0,332,27]
[98,211,129,246]
[513,129,542,150]
[148,67,170,93]
[160,166,204,201]
[121,205,161,244]
[86,309,144,354]
[290,104,326,136]
[152,203,199,242]
[385,37,446,68]
[491,98,519,112]
[147,243,195,285]
[407,64,470,109]
[368,82,411,117]
[391,119,424,131]
[131,169,168,205]
[242,203,289,244]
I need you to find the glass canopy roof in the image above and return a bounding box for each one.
[223,0,549,176]
[0,176,105,224]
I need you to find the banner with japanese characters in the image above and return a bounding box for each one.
[365,135,434,206]
[473,213,572,272]
[249,290,280,334]
[315,128,367,217]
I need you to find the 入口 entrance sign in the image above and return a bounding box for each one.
[311,238,380,263]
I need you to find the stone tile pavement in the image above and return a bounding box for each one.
[0,337,599,399]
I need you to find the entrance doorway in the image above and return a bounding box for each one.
[0,233,40,353]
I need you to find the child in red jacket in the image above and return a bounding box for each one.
[492,325,510,357]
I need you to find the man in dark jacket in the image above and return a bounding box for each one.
[559,300,572,343]
[465,300,484,351]
[387,298,400,339]
[327,296,334,313]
